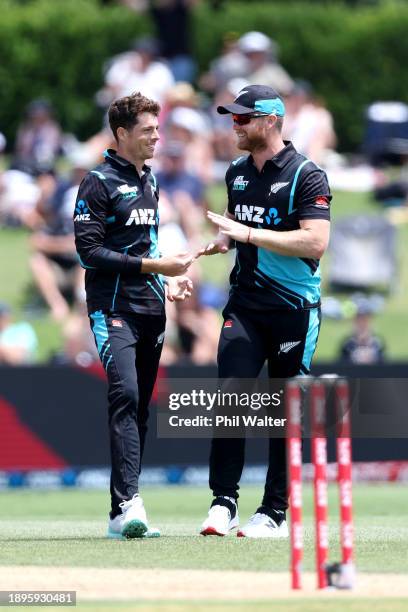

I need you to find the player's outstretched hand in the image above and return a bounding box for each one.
[158,253,193,277]
[207,211,250,243]
[166,276,193,302]
[196,237,229,258]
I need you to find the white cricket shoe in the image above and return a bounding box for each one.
[107,512,160,539]
[107,494,160,539]
[107,514,126,539]
[200,502,239,536]
[237,512,289,538]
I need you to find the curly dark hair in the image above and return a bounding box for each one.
[108,92,161,141]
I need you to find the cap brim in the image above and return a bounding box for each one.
[217,103,254,115]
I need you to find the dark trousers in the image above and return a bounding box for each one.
[90,310,165,518]
[209,302,320,511]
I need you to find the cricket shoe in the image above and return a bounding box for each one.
[200,497,239,536]
[237,512,289,538]
[107,514,161,539]
[107,494,159,539]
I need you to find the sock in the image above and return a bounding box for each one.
[212,495,238,519]
[256,506,286,525]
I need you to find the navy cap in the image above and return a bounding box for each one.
[217,84,285,116]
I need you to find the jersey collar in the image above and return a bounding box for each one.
[248,141,297,170]
[103,149,151,175]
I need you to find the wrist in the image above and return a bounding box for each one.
[141,258,160,274]
[248,227,260,246]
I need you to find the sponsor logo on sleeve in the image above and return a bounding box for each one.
[314,196,330,209]
[74,200,90,222]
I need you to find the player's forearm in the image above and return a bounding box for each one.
[76,244,142,273]
[249,227,327,259]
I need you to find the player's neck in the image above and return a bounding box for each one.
[251,137,285,173]
[116,145,146,175]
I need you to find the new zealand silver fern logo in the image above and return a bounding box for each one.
[279,341,301,355]
[269,181,289,195]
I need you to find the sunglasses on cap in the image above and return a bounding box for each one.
[232,113,269,126]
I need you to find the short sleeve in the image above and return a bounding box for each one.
[296,167,331,221]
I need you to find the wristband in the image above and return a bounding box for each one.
[247,227,252,243]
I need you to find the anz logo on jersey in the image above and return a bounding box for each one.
[125,209,157,226]
[234,204,282,226]
[74,200,90,222]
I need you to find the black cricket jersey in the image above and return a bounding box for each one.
[74,149,165,316]
[226,141,331,311]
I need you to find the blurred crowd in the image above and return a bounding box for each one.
[0,18,390,368]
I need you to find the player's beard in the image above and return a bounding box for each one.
[237,132,268,153]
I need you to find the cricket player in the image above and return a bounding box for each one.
[198,85,331,537]
[74,92,193,539]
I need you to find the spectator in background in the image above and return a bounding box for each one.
[157,140,205,206]
[97,36,174,108]
[29,148,94,321]
[156,188,219,365]
[176,283,225,365]
[118,0,197,82]
[14,99,62,167]
[51,308,99,367]
[0,303,38,365]
[149,0,198,83]
[159,81,200,127]
[166,106,214,182]
[238,31,294,96]
[283,80,337,167]
[340,301,386,364]
[156,141,205,247]
[0,160,44,228]
[199,32,250,93]
[211,78,247,166]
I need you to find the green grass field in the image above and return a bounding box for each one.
[0,484,407,610]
